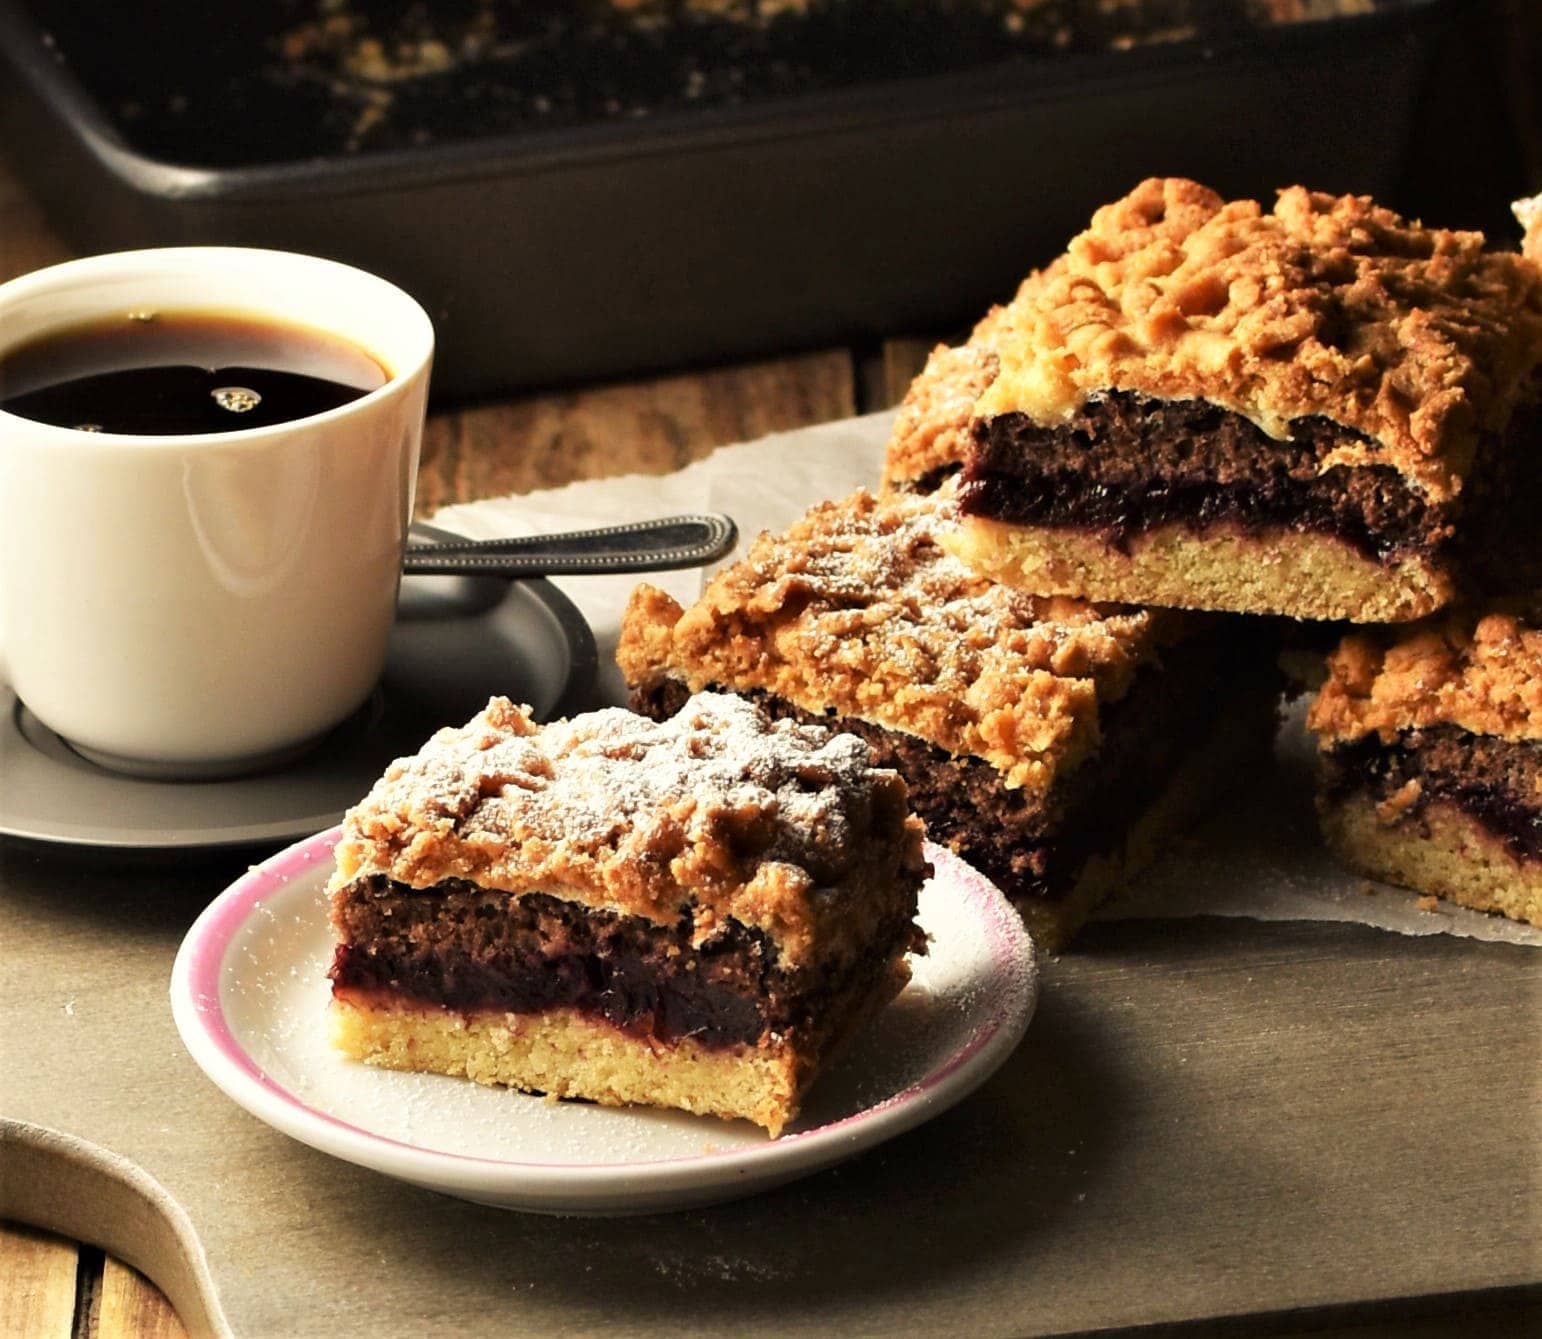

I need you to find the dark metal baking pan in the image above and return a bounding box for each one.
[0,1,1459,403]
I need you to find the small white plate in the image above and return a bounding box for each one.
[171,830,1037,1216]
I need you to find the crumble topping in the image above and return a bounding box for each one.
[1308,609,1542,745]
[882,326,1004,492]
[963,178,1542,501]
[883,262,1066,490]
[618,489,1190,795]
[330,692,925,965]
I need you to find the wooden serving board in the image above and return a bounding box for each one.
[3,140,1540,1338]
[2,824,1537,1339]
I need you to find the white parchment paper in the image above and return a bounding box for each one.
[433,411,1542,948]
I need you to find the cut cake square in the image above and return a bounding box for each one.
[618,488,1280,951]
[326,692,928,1136]
[886,177,1542,623]
[1308,609,1542,929]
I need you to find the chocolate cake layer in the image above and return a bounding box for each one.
[960,391,1453,561]
[1321,726,1542,861]
[639,631,1269,905]
[331,880,913,1050]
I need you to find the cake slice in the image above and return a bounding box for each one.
[1307,609,1542,929]
[916,177,1542,623]
[326,693,928,1136]
[618,489,1280,951]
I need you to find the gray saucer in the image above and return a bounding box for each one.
[0,569,596,851]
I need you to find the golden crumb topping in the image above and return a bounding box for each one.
[969,177,1542,501]
[881,328,1003,492]
[882,264,1061,490]
[329,693,926,966]
[618,489,1189,795]
[1308,610,1542,745]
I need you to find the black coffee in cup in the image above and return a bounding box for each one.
[0,310,389,435]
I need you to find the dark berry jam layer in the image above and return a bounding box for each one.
[959,391,1453,562]
[1322,726,1542,861]
[330,882,913,1050]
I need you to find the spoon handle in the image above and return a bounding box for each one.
[402,513,738,578]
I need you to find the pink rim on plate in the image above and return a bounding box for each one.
[171,829,1037,1212]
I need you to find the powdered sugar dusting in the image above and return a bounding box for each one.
[364,691,873,856]
[333,692,925,955]
[620,489,1190,794]
[545,694,875,849]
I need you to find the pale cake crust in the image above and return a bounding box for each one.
[1308,611,1542,746]
[331,995,801,1133]
[946,514,1453,623]
[617,489,1191,798]
[329,692,926,968]
[975,177,1542,502]
[1319,792,1542,930]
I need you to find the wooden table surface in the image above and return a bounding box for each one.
[2,143,1539,1339]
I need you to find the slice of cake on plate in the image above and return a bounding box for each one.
[896,177,1542,622]
[619,488,1280,951]
[1308,608,1542,929]
[326,692,928,1136]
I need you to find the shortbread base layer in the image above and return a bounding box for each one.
[943,516,1450,623]
[332,993,806,1135]
[1319,793,1542,929]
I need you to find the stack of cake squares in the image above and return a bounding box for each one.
[323,178,1542,1136]
[622,177,1542,945]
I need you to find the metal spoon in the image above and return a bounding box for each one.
[401,513,738,578]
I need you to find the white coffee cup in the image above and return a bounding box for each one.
[0,248,434,778]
